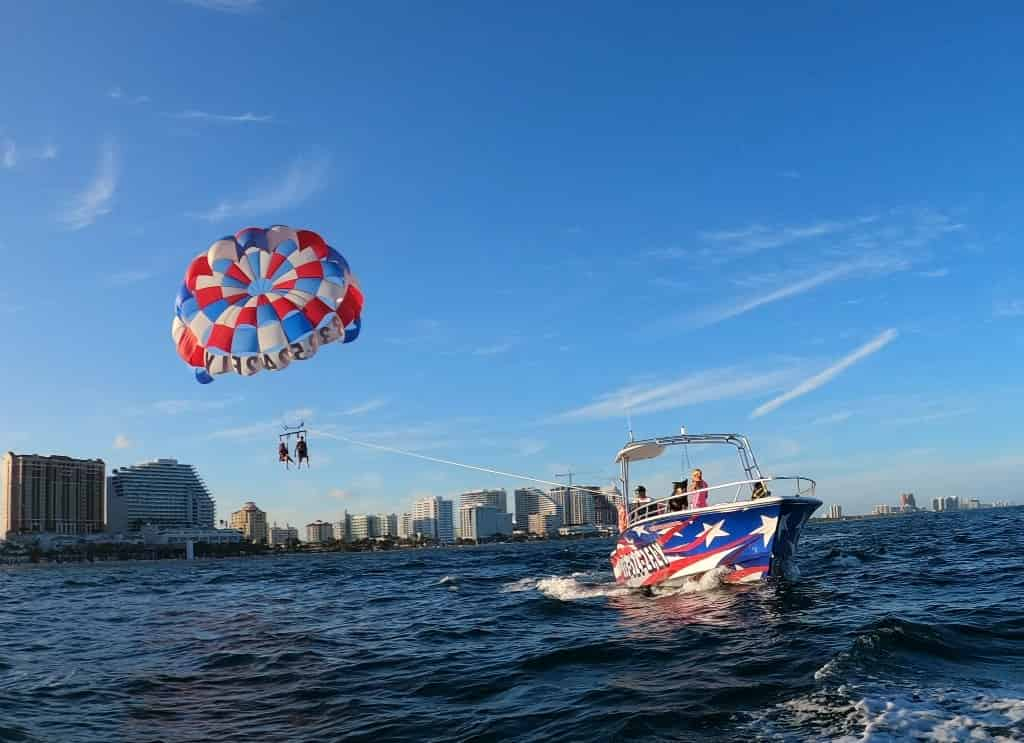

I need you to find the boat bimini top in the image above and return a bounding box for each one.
[617,432,815,515]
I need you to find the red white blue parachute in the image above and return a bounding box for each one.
[172,226,363,384]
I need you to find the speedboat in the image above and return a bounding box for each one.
[610,432,821,587]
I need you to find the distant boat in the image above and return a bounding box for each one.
[610,432,821,587]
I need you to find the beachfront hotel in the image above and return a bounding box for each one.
[230,502,269,545]
[459,489,508,513]
[458,504,513,543]
[412,496,455,543]
[106,459,215,531]
[2,452,106,538]
[306,520,334,543]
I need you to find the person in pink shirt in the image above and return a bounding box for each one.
[688,469,710,508]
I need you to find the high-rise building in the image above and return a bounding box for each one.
[398,512,413,539]
[376,513,398,537]
[594,486,622,527]
[458,505,513,542]
[460,489,508,514]
[899,493,917,511]
[350,514,379,540]
[514,488,543,528]
[230,502,268,544]
[826,504,843,520]
[269,524,299,546]
[333,512,352,542]
[2,453,105,538]
[528,513,561,536]
[305,520,333,543]
[412,496,454,543]
[944,496,959,511]
[932,497,942,512]
[106,459,215,530]
[568,487,598,526]
[542,488,569,524]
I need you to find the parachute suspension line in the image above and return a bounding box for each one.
[315,430,611,498]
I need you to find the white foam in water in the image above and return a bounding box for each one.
[502,567,732,601]
[651,566,731,596]
[751,688,1024,742]
[500,577,540,593]
[834,555,863,568]
[839,694,1024,742]
[534,575,632,600]
[437,575,458,586]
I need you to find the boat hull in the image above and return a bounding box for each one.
[610,496,821,588]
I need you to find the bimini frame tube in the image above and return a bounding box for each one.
[616,433,768,513]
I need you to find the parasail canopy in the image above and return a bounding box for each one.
[171,225,363,383]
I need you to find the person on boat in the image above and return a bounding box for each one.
[278,442,294,468]
[668,481,689,511]
[751,481,771,500]
[688,469,709,508]
[633,485,651,519]
[296,435,309,468]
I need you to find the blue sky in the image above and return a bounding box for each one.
[2,1,1023,523]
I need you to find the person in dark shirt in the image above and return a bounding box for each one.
[669,481,689,511]
[296,435,309,468]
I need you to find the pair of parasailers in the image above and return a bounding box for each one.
[632,469,709,520]
[278,436,310,469]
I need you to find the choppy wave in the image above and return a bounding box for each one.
[2,507,1022,742]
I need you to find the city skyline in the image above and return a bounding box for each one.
[3,3,1024,527]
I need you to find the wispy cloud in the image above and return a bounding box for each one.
[552,366,795,422]
[812,410,854,425]
[208,422,278,440]
[689,262,858,329]
[183,0,262,11]
[190,151,328,221]
[2,139,16,168]
[105,271,153,286]
[700,215,877,256]
[3,139,59,168]
[152,396,242,415]
[994,299,1024,318]
[685,256,907,329]
[113,434,134,449]
[328,488,351,499]
[517,439,547,456]
[60,141,116,230]
[778,170,801,179]
[343,399,388,416]
[883,407,974,426]
[919,268,950,278]
[175,110,272,123]
[751,329,898,418]
[473,341,514,356]
[109,86,149,104]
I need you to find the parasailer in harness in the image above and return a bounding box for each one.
[296,435,309,469]
[279,442,294,469]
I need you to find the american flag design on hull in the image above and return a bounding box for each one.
[610,499,817,588]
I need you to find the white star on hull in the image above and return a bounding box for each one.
[750,514,779,548]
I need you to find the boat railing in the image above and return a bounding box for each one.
[628,475,816,524]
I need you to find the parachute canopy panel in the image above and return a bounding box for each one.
[172,225,363,383]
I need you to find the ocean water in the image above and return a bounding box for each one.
[2,508,1023,742]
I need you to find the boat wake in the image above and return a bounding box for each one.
[501,566,733,601]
